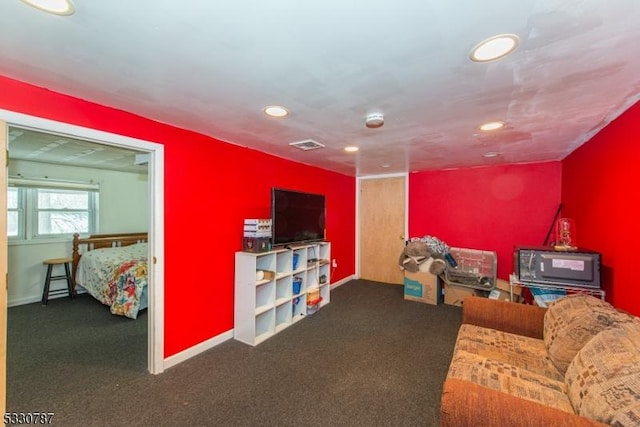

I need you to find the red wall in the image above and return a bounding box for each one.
[562,101,640,315]
[0,76,356,357]
[409,162,562,280]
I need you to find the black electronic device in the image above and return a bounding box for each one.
[271,188,326,246]
[514,246,601,289]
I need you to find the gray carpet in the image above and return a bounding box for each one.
[7,279,462,426]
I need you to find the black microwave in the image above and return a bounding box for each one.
[514,246,601,289]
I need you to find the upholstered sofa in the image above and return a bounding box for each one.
[440,294,640,426]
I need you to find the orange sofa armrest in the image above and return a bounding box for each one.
[440,379,607,427]
[462,296,546,339]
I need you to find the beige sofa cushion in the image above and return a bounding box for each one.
[447,324,574,413]
[455,324,563,381]
[447,349,575,414]
[543,294,634,374]
[565,321,640,425]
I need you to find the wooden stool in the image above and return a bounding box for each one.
[42,257,74,306]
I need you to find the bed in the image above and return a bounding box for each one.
[72,232,149,319]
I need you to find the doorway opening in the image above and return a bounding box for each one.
[0,110,164,377]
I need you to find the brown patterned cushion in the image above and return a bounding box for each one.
[565,321,640,425]
[543,294,635,374]
[447,349,575,414]
[455,324,563,381]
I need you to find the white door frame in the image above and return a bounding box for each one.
[0,109,165,374]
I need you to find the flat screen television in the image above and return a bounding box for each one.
[271,188,326,246]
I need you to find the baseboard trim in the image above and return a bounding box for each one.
[8,296,41,307]
[331,275,355,290]
[163,329,234,370]
[8,289,87,307]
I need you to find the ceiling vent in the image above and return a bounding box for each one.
[289,139,325,151]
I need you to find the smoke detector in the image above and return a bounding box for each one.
[366,113,384,128]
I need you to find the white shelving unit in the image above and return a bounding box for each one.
[234,242,331,346]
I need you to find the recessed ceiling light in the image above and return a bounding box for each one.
[381,164,391,168]
[483,152,501,158]
[19,0,75,15]
[479,121,505,131]
[263,105,289,118]
[470,34,519,62]
[344,146,359,153]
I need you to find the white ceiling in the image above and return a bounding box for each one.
[8,126,148,174]
[1,0,639,177]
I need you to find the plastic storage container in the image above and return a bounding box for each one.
[292,277,303,294]
[444,247,497,290]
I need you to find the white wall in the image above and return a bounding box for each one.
[7,160,148,306]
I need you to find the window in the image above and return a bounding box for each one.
[7,178,99,240]
[36,188,93,236]
[7,187,21,237]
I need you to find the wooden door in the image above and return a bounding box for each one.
[0,120,7,414]
[359,176,406,284]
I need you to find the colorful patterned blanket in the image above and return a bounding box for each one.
[107,259,148,319]
[76,243,148,319]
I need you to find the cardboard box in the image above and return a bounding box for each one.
[403,271,441,305]
[244,219,272,225]
[496,278,521,295]
[243,231,272,238]
[488,288,512,301]
[492,278,522,302]
[243,219,272,237]
[443,282,477,307]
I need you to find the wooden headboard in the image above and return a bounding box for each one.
[71,232,148,287]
